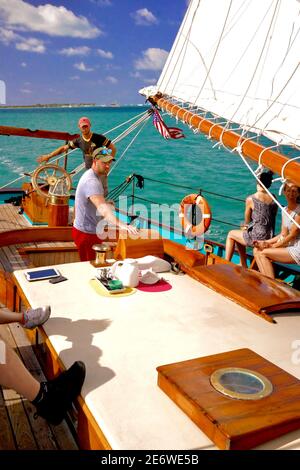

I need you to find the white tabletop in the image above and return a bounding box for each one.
[14,261,300,450]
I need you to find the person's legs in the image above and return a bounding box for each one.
[0,335,86,425]
[225,230,247,266]
[72,227,103,261]
[254,248,294,279]
[32,361,86,425]
[0,306,51,329]
[0,335,40,400]
[0,308,23,324]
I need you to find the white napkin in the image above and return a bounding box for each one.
[139,268,160,285]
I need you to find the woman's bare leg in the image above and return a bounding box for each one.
[254,248,295,279]
[225,230,247,266]
[0,336,40,401]
[236,244,248,268]
[0,308,23,324]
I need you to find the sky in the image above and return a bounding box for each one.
[0,0,189,106]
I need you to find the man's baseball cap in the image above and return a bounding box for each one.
[92,147,115,163]
[78,116,91,128]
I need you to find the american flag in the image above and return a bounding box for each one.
[152,109,185,140]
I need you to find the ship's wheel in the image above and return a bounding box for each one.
[31,164,72,198]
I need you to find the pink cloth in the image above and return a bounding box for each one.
[136,279,172,293]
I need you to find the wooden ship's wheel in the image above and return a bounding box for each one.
[22,164,73,226]
[31,164,72,198]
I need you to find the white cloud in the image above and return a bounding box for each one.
[70,75,80,80]
[89,0,112,5]
[143,78,157,84]
[21,62,27,67]
[0,26,46,53]
[0,27,18,44]
[135,48,168,71]
[0,0,101,38]
[74,62,94,72]
[131,8,158,26]
[16,37,45,53]
[59,46,91,56]
[97,49,114,59]
[106,76,118,84]
[20,88,32,94]
[130,71,141,78]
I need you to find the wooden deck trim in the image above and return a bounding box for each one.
[18,245,77,255]
[0,227,73,248]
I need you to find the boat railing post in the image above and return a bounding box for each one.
[63,140,68,170]
[131,175,135,219]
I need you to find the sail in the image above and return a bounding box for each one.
[142,0,300,148]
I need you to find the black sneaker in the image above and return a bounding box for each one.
[33,361,86,425]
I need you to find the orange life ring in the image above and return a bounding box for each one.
[179,193,212,237]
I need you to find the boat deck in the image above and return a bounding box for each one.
[12,261,300,450]
[0,310,78,450]
[0,204,78,272]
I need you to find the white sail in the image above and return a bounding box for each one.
[142,0,300,147]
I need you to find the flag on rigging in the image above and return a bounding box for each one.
[152,108,185,140]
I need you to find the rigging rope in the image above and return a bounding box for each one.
[141,175,244,202]
[0,174,26,191]
[108,116,150,176]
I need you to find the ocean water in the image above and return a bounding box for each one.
[0,106,285,244]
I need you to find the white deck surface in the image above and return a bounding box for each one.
[14,261,300,450]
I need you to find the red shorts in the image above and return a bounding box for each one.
[72,227,103,261]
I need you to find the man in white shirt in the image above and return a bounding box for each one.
[72,147,137,261]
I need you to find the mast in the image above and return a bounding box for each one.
[149,94,300,187]
[0,125,79,141]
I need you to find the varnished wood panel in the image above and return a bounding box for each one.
[157,348,300,450]
[0,226,73,248]
[114,229,164,260]
[163,238,205,268]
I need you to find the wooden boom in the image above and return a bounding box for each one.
[150,95,300,187]
[0,125,79,141]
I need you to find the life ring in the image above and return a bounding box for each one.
[179,193,212,237]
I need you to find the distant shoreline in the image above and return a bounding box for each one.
[0,103,96,109]
[0,103,146,109]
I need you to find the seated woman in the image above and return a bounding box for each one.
[254,181,300,279]
[225,171,277,267]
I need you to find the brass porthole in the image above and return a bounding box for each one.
[210,367,273,400]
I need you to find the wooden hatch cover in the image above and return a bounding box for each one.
[157,348,300,450]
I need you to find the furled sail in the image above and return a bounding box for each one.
[140,0,300,182]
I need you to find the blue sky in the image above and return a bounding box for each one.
[0,0,189,105]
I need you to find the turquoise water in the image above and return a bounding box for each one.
[0,106,285,244]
